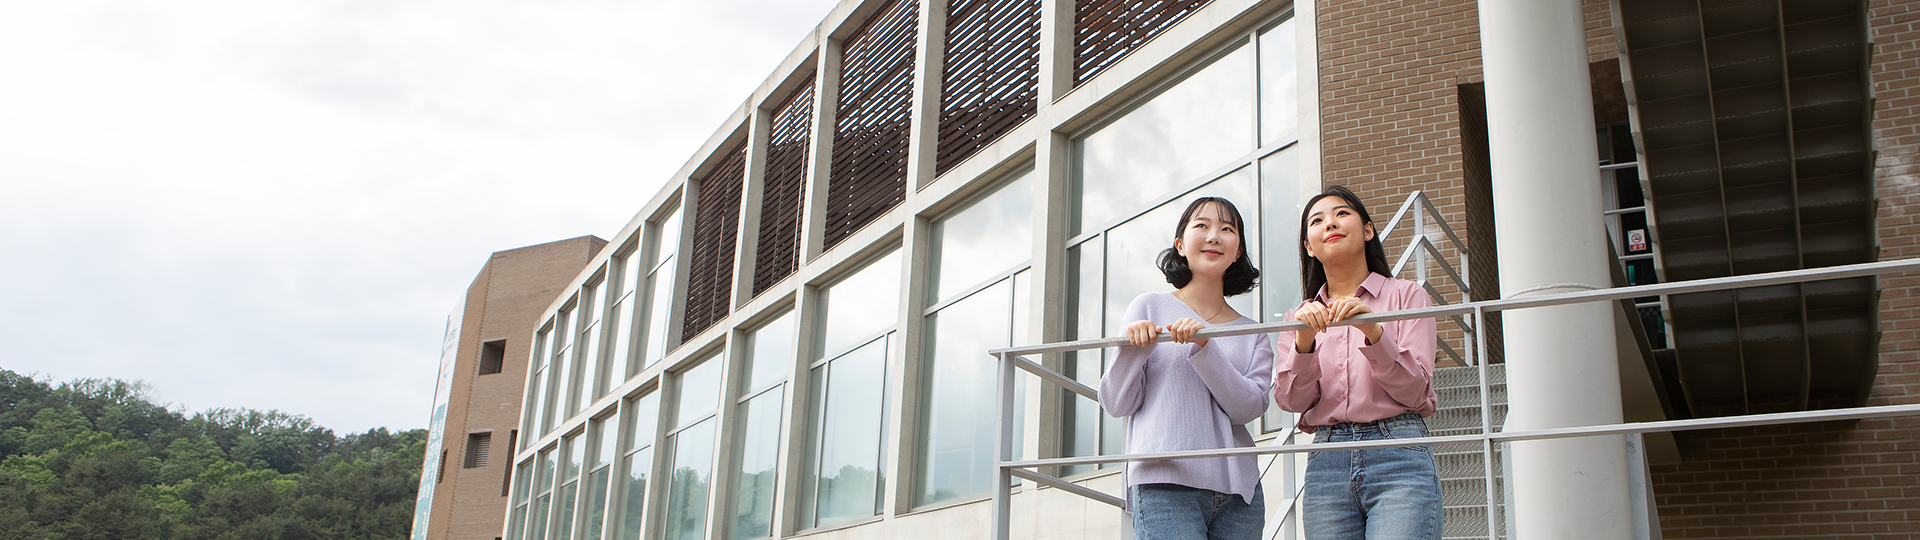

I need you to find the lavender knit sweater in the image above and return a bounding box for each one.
[1099,292,1275,505]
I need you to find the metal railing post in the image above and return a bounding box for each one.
[993,351,1014,540]
[1476,305,1499,539]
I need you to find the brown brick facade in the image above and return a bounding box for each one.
[1642,1,1920,538]
[425,236,605,540]
[1322,0,1920,537]
[1315,0,1615,364]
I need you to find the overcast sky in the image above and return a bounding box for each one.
[0,0,840,434]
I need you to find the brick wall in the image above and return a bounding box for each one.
[1315,0,1615,363]
[1646,2,1920,538]
[427,236,605,540]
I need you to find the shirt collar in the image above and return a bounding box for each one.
[1315,272,1391,302]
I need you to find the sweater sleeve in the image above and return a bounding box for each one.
[1356,285,1436,408]
[1099,294,1155,418]
[1185,330,1274,424]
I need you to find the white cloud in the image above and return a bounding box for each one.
[0,0,839,434]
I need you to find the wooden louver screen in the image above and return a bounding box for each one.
[1074,0,1211,85]
[754,78,815,296]
[826,0,918,250]
[683,143,747,342]
[937,0,1041,175]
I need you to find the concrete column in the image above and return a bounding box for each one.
[1477,0,1633,538]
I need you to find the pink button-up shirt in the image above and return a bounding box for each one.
[1273,272,1437,432]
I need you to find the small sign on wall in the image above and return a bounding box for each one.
[1627,229,1648,252]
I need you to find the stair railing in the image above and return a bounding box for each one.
[1376,191,1475,365]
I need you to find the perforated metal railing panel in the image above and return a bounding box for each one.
[755,79,815,296]
[937,0,1040,175]
[827,0,918,250]
[684,143,747,342]
[1074,0,1210,85]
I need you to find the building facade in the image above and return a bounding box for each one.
[494,0,1919,538]
[413,236,608,540]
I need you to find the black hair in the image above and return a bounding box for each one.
[1298,185,1393,299]
[1157,197,1260,296]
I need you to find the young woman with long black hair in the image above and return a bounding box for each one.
[1099,196,1274,539]
[1274,186,1442,539]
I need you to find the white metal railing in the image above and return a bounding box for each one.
[1376,191,1474,365]
[988,257,1920,540]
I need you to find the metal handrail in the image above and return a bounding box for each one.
[988,256,1920,540]
[1376,191,1474,365]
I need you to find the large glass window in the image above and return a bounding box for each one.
[583,415,617,540]
[607,248,646,388]
[731,311,794,539]
[510,460,534,540]
[532,447,558,540]
[799,250,901,529]
[917,170,1036,507]
[618,392,660,540]
[1065,15,1301,471]
[643,209,685,368]
[555,434,586,540]
[546,309,574,435]
[664,356,724,540]
[574,281,606,418]
[526,326,552,448]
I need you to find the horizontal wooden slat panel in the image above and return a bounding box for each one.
[684,143,747,342]
[937,0,1040,175]
[828,0,919,250]
[1074,0,1211,85]
[755,78,815,296]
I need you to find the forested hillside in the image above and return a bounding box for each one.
[0,370,424,539]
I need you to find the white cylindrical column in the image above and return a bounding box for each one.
[1478,0,1633,538]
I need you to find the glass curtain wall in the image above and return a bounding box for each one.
[618,392,660,540]
[525,325,552,449]
[644,210,686,369]
[664,356,724,540]
[573,281,606,418]
[531,447,558,540]
[799,250,902,529]
[1065,14,1301,473]
[583,415,617,540]
[606,247,645,392]
[731,312,795,538]
[509,461,535,539]
[916,169,1036,507]
[546,309,574,435]
[555,435,586,540]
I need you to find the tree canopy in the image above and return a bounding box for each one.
[0,370,424,539]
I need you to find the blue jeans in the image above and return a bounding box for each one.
[1303,413,1442,540]
[1130,483,1265,540]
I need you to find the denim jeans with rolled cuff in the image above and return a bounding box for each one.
[1303,412,1442,540]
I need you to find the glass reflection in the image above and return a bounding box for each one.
[674,357,723,431]
[918,280,1013,505]
[663,419,716,540]
[617,447,653,540]
[1076,44,1255,234]
[1259,18,1299,148]
[745,312,796,392]
[810,337,888,527]
[731,388,783,539]
[819,250,903,357]
[929,170,1035,302]
[644,264,677,368]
